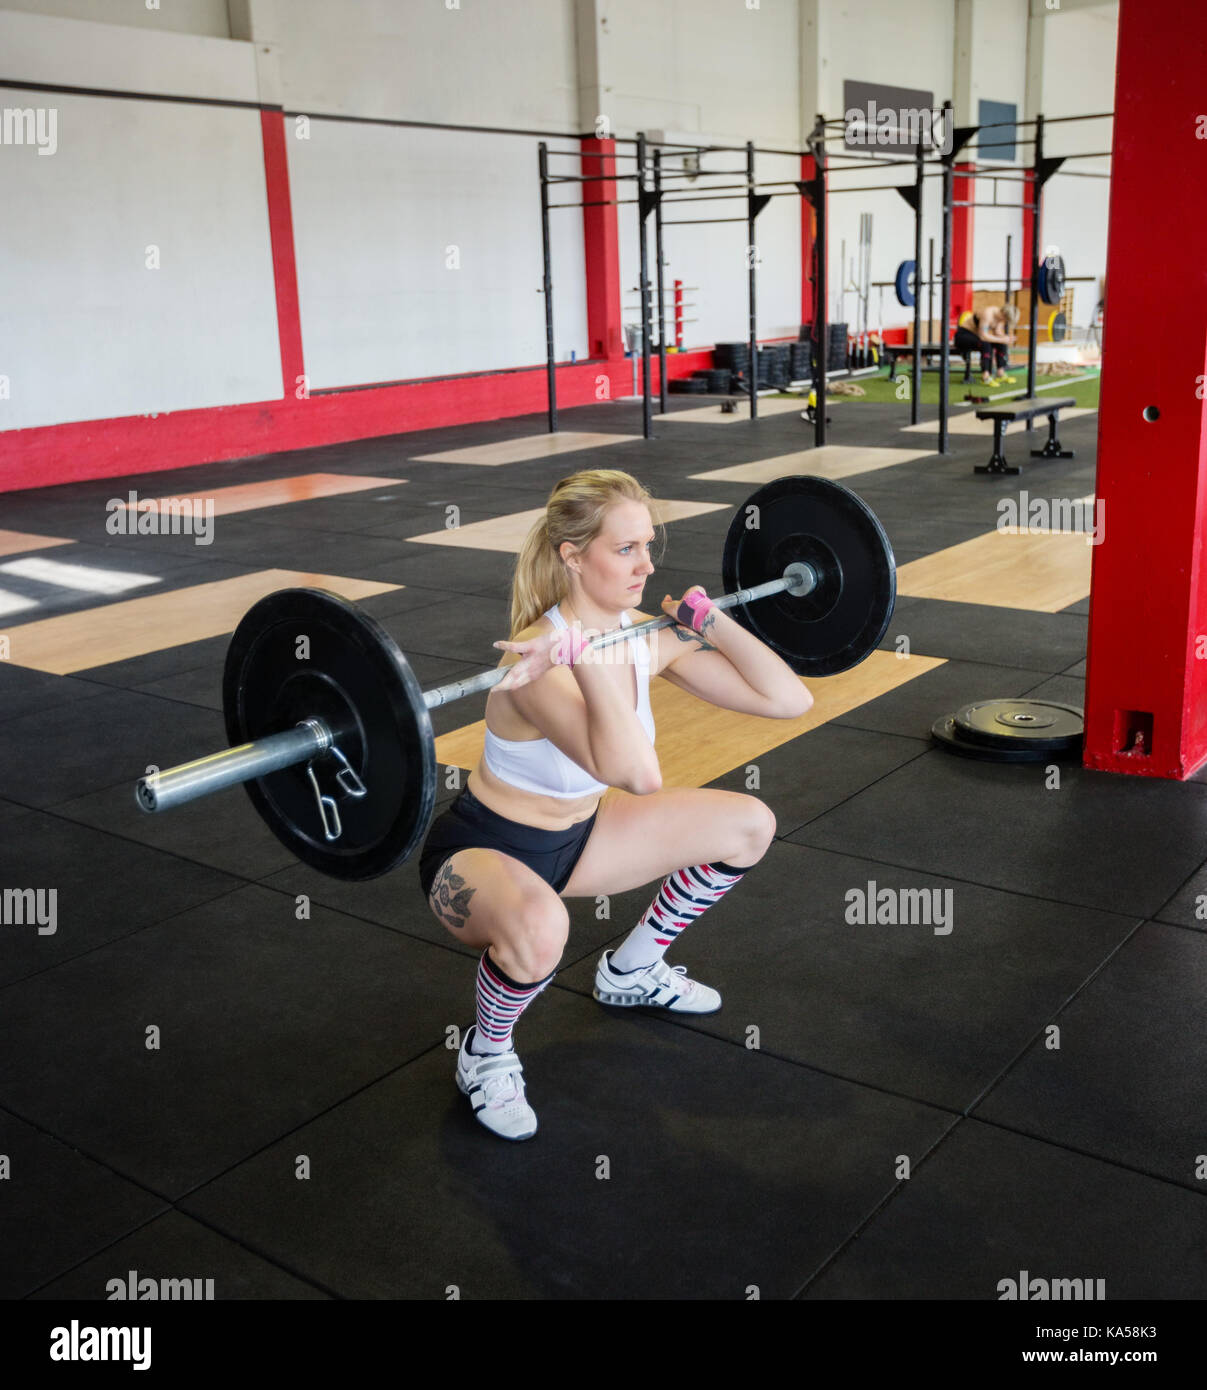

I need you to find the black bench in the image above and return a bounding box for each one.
[974,396,1077,475]
[885,344,974,382]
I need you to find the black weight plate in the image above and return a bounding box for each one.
[1040,254,1065,306]
[952,699,1084,752]
[223,589,435,880]
[931,714,1075,763]
[721,476,896,677]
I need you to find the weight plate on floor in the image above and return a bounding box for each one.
[930,714,1074,763]
[223,589,435,880]
[721,476,896,677]
[953,699,1084,752]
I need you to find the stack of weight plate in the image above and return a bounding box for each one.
[754,345,791,388]
[931,699,1085,763]
[789,341,812,379]
[714,342,751,374]
[691,368,734,393]
[828,322,848,370]
[669,377,709,394]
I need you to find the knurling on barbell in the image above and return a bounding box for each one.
[135,475,896,881]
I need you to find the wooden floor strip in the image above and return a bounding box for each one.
[112,474,404,519]
[662,396,815,425]
[411,432,640,465]
[435,650,945,784]
[691,444,933,485]
[405,498,729,552]
[0,529,76,559]
[898,529,1093,611]
[4,570,401,674]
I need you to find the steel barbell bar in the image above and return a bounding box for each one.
[136,564,816,816]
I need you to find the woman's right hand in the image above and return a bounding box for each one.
[492,627,593,692]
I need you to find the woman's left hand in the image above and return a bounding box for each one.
[661,586,712,631]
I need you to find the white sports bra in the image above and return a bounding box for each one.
[482,604,656,797]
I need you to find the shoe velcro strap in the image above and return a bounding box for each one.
[473,1053,521,1077]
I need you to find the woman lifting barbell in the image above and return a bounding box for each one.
[418,468,812,1141]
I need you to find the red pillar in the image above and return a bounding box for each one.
[581,137,624,361]
[259,110,305,396]
[950,161,975,321]
[1083,0,1207,778]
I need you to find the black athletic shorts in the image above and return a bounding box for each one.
[418,785,599,900]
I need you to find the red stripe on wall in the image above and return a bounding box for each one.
[0,353,719,493]
[260,109,305,394]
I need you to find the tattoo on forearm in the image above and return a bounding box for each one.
[430,861,475,929]
[672,622,718,652]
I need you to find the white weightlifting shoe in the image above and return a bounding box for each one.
[456,1026,538,1141]
[593,950,721,1014]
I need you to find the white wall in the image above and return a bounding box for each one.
[288,123,587,386]
[0,14,281,432]
[590,0,800,145]
[1039,4,1115,330]
[276,0,580,132]
[0,0,230,38]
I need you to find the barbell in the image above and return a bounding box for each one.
[134,476,896,881]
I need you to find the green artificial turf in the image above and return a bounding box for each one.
[785,364,1101,411]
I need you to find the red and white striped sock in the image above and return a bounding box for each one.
[609,861,748,973]
[472,949,554,1055]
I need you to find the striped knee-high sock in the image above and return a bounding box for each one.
[472,949,554,1054]
[609,861,747,973]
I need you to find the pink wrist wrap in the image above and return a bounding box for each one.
[551,627,591,666]
[676,587,715,633]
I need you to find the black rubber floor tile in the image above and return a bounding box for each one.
[707,722,928,833]
[180,987,953,1299]
[888,598,1087,672]
[0,885,467,1197]
[76,635,231,691]
[0,663,113,726]
[556,839,1138,1110]
[361,593,513,666]
[0,812,243,987]
[186,522,412,573]
[0,1108,166,1299]
[132,664,223,711]
[29,1209,329,1300]
[1062,657,1087,677]
[803,1118,1207,1300]
[0,688,246,809]
[831,658,1057,741]
[353,548,518,598]
[0,797,32,830]
[52,770,295,883]
[353,583,469,623]
[977,922,1207,1189]
[788,752,1207,917]
[1152,862,1207,932]
[1015,673,1085,707]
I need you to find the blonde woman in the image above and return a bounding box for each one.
[419,469,811,1140]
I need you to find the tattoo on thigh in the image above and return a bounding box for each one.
[430,860,476,930]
